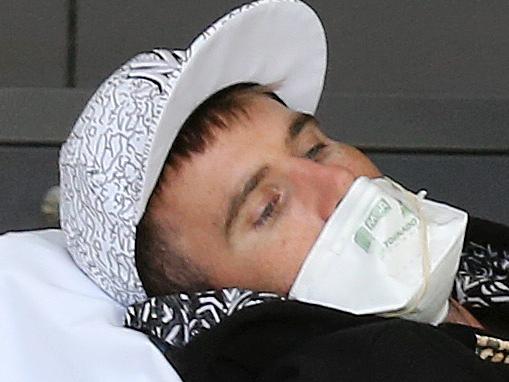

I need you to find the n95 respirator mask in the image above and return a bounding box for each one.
[289,176,468,325]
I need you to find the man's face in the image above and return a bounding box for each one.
[151,94,381,295]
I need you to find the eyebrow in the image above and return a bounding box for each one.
[224,112,318,237]
[287,112,318,143]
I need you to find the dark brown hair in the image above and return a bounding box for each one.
[135,82,286,296]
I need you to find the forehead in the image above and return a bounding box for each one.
[181,94,295,168]
[156,95,295,224]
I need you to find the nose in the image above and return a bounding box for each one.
[286,158,355,222]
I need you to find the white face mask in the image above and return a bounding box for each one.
[288,176,468,325]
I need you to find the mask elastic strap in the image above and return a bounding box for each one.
[383,189,431,318]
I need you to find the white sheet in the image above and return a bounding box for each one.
[0,229,182,382]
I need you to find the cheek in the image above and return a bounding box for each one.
[329,143,381,178]
[249,203,324,294]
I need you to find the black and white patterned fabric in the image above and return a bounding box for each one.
[125,288,283,348]
[455,240,509,308]
[60,49,176,306]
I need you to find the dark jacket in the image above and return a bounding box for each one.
[168,300,509,381]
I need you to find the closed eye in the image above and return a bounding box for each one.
[254,193,281,228]
[305,143,327,160]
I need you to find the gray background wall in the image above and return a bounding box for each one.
[1,0,508,233]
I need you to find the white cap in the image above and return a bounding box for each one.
[59,0,327,305]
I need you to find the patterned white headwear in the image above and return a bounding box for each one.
[59,0,327,306]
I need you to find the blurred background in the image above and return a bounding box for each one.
[1,0,508,233]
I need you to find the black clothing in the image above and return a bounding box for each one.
[168,300,509,381]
